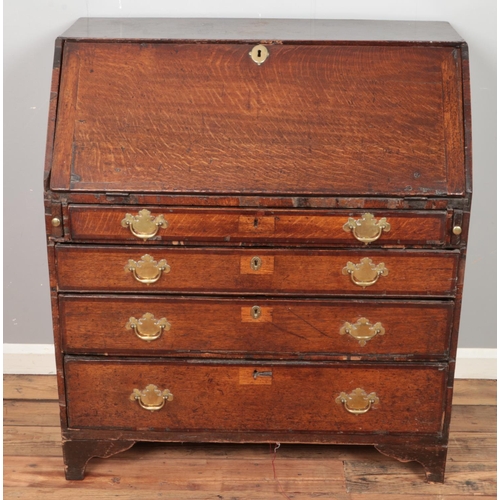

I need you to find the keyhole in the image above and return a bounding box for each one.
[251,306,262,319]
[250,45,269,65]
[250,256,262,271]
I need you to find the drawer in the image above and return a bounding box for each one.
[60,295,453,359]
[65,358,447,434]
[68,206,450,247]
[51,42,465,197]
[56,246,459,297]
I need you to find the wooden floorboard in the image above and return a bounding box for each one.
[3,376,497,498]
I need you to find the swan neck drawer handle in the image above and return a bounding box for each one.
[125,254,170,284]
[121,209,168,240]
[342,257,388,288]
[340,318,385,346]
[126,313,171,341]
[130,384,173,411]
[343,213,390,244]
[336,388,379,414]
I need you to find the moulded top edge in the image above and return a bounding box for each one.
[60,18,465,44]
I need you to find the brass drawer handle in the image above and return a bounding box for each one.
[336,388,379,415]
[342,257,388,288]
[121,209,168,240]
[130,384,173,411]
[340,318,385,346]
[126,313,171,342]
[125,254,170,284]
[343,213,390,244]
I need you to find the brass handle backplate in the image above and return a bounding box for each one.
[342,257,388,288]
[125,254,170,284]
[121,209,168,240]
[340,318,385,346]
[130,384,173,411]
[336,388,379,414]
[343,213,390,244]
[126,313,171,341]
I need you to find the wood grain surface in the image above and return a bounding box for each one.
[50,42,464,196]
[68,206,450,246]
[55,246,460,296]
[64,358,447,434]
[59,295,454,358]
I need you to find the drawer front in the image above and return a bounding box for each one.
[68,206,450,247]
[56,246,459,296]
[60,295,453,359]
[51,42,464,197]
[65,358,447,434]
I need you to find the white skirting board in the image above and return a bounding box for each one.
[2,344,497,379]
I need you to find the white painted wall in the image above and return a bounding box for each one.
[4,1,496,348]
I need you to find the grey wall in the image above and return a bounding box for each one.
[4,1,496,348]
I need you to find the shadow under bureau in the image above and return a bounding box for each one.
[44,18,471,482]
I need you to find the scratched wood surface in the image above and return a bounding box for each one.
[63,359,447,433]
[50,42,465,196]
[55,246,460,296]
[59,295,453,358]
[4,375,496,499]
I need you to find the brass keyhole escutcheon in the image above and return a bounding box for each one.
[249,44,269,65]
[250,256,263,271]
[251,306,262,319]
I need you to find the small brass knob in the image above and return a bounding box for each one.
[453,226,462,235]
[51,218,61,227]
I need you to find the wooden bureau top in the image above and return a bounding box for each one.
[60,18,464,45]
[46,18,471,200]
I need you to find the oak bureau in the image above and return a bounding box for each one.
[43,18,471,482]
